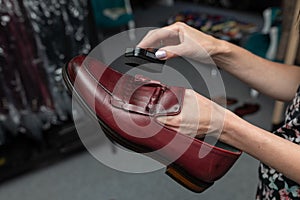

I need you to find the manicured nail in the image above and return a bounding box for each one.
[155,50,167,59]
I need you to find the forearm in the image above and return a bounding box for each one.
[212,40,300,101]
[221,111,300,184]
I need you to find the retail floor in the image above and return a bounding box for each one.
[0,2,275,200]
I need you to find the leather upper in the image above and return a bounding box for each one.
[65,55,242,183]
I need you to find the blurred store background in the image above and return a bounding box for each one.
[0,0,298,200]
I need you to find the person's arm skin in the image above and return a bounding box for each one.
[223,110,300,184]
[213,41,300,101]
[138,22,300,101]
[157,89,300,184]
[139,22,300,184]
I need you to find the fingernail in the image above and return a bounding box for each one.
[155,50,167,59]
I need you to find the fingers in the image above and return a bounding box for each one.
[156,89,201,137]
[155,44,184,60]
[138,22,184,47]
[137,22,187,60]
[137,22,206,61]
[137,27,179,48]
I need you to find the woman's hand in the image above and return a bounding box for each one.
[139,23,231,138]
[156,89,228,139]
[139,22,300,101]
[138,22,226,62]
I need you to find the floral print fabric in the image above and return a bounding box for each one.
[256,86,300,199]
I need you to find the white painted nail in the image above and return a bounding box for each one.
[155,50,167,59]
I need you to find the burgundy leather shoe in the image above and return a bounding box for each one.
[62,55,242,193]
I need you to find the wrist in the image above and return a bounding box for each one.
[211,39,232,56]
[220,110,247,150]
[210,39,237,70]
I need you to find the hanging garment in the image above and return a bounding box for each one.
[0,0,96,142]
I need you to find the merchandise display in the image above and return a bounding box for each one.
[167,10,257,43]
[0,0,96,181]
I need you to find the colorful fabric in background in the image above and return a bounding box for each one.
[0,0,96,145]
[167,10,257,43]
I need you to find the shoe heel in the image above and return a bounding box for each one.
[165,165,213,193]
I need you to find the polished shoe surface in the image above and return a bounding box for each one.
[62,55,242,193]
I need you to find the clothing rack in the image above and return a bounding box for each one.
[0,0,97,182]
